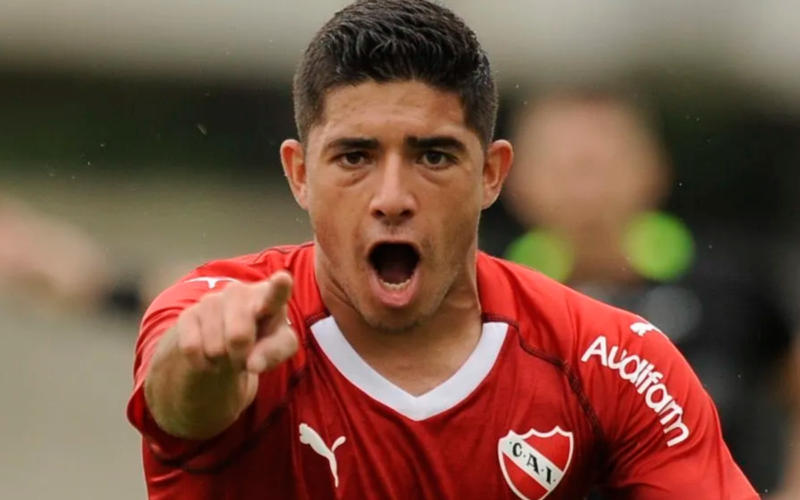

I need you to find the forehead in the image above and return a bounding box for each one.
[308,81,475,148]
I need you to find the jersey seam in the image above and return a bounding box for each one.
[490,309,610,455]
[562,295,609,449]
[254,241,314,261]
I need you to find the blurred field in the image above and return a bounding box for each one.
[0,170,311,499]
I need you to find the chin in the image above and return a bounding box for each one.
[355,297,427,333]
[363,312,423,334]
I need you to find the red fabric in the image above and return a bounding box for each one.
[127,244,758,500]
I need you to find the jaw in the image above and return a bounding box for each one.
[314,237,480,335]
[313,242,422,330]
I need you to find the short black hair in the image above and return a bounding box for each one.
[293,0,498,146]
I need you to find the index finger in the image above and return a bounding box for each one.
[251,271,294,318]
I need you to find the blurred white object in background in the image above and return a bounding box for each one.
[1,0,799,108]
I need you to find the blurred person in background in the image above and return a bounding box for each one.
[482,89,797,497]
[0,194,183,317]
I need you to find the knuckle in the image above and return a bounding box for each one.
[189,297,215,322]
[197,292,222,310]
[261,352,285,371]
[221,281,247,299]
[197,295,227,324]
[222,284,262,314]
[226,330,254,350]
[176,330,202,358]
[267,330,299,364]
[176,308,197,335]
[204,341,226,360]
[284,329,299,352]
[225,320,256,349]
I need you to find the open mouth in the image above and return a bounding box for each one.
[368,242,420,289]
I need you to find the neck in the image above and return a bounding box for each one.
[315,246,484,395]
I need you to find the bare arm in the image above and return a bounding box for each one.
[140,274,298,441]
[144,326,260,440]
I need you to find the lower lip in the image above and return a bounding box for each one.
[368,267,421,308]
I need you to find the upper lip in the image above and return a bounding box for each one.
[366,239,422,260]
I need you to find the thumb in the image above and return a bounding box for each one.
[246,321,299,374]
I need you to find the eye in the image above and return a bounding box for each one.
[337,151,370,169]
[418,150,456,169]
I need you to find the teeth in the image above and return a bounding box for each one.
[380,278,411,290]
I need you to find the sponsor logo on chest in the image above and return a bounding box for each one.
[581,335,690,447]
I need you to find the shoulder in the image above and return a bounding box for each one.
[188,242,315,282]
[478,253,647,360]
[479,252,688,376]
[139,242,320,343]
[478,253,696,433]
[132,242,318,378]
[150,243,316,308]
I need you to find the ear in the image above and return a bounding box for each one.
[481,139,514,209]
[280,139,309,210]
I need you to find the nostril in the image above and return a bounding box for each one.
[373,209,413,220]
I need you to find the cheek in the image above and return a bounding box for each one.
[309,205,342,244]
[441,179,482,222]
[307,196,360,263]
[435,197,480,255]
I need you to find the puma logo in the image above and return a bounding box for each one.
[299,423,347,488]
[630,321,663,337]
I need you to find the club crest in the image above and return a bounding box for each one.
[498,426,574,500]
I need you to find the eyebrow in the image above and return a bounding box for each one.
[406,135,467,153]
[323,135,468,154]
[325,137,380,153]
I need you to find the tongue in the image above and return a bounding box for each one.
[379,261,413,284]
[374,246,416,284]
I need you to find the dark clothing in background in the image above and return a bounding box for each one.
[480,200,794,494]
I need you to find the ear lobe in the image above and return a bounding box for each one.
[280,139,309,209]
[482,139,514,209]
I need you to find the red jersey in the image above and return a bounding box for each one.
[127,243,759,500]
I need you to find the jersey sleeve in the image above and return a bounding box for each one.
[575,307,760,499]
[125,260,305,472]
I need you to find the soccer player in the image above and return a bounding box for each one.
[126,1,760,498]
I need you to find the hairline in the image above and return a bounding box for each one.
[297,79,495,151]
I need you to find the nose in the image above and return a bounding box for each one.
[369,158,417,225]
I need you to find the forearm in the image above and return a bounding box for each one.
[143,328,258,440]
